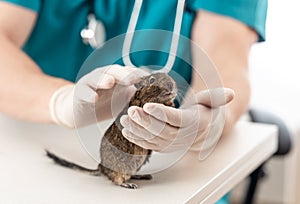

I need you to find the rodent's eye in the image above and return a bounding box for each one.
[149,77,156,84]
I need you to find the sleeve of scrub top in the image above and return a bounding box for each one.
[186,0,268,42]
[0,0,41,12]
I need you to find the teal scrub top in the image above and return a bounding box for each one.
[2,0,267,83]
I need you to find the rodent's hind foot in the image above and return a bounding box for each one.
[120,182,138,189]
[131,174,152,180]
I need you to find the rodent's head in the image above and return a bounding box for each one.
[133,73,177,106]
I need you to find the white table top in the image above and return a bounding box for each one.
[0,115,277,204]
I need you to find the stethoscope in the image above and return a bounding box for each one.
[81,0,185,73]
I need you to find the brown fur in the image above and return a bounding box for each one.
[46,73,177,189]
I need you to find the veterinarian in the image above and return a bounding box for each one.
[0,0,267,203]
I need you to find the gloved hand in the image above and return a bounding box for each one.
[50,65,147,128]
[120,88,234,157]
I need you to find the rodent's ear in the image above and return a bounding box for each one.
[134,81,144,90]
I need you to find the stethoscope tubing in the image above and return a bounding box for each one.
[122,0,186,73]
[82,0,186,73]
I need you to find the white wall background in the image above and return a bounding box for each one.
[250,0,300,125]
[232,0,300,203]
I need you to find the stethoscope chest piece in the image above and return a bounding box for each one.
[81,14,106,49]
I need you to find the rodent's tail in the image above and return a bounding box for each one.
[46,150,100,176]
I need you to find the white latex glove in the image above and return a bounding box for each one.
[120,88,234,156]
[50,65,148,128]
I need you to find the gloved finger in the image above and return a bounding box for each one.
[122,112,206,153]
[74,84,98,103]
[104,65,149,85]
[120,115,158,141]
[142,103,205,127]
[122,108,179,140]
[122,108,178,140]
[122,128,167,151]
[79,65,149,89]
[96,65,149,86]
[79,71,116,90]
[122,125,199,153]
[182,87,235,108]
